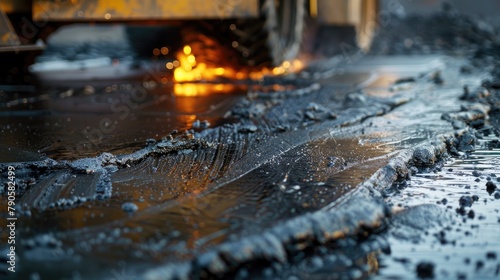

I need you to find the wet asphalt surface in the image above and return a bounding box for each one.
[2,8,500,280]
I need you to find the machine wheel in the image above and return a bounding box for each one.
[225,0,306,67]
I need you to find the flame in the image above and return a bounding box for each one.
[171,44,304,96]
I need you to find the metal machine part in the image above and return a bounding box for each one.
[32,0,260,21]
[0,6,20,47]
[214,0,306,67]
[249,0,305,66]
[315,0,379,51]
[0,6,44,52]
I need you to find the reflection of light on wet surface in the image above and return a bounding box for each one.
[369,73,406,88]
[173,83,242,97]
[303,138,395,184]
[0,84,244,161]
[364,73,416,98]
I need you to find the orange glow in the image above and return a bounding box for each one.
[171,44,305,96]
[169,29,306,96]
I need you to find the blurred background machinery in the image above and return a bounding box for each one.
[0,0,378,84]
